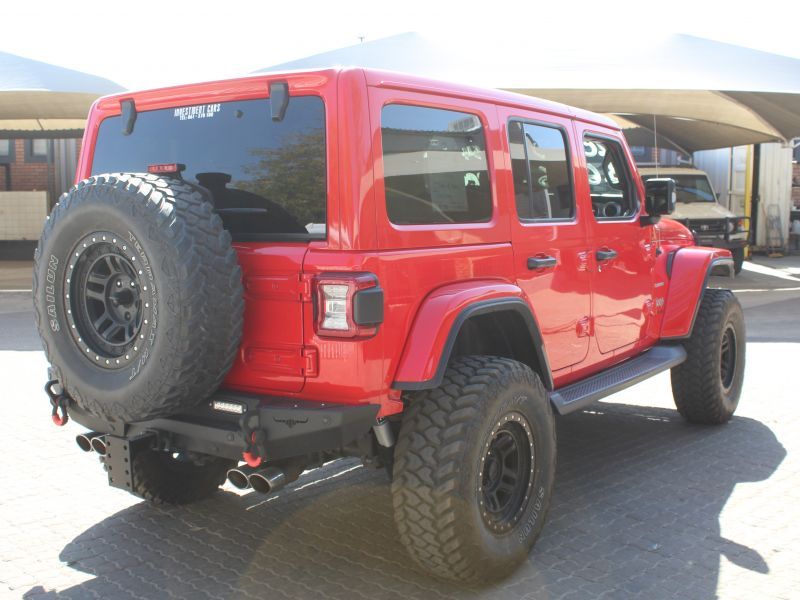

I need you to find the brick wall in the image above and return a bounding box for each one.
[793,162,800,209]
[0,140,53,192]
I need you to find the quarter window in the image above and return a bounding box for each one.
[584,137,637,219]
[381,104,492,225]
[509,121,574,220]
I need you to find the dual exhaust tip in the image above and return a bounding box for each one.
[76,432,107,455]
[226,465,287,494]
[78,432,285,495]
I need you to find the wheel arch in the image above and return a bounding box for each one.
[661,247,734,339]
[392,286,553,392]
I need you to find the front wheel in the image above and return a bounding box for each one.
[391,356,556,582]
[671,288,746,424]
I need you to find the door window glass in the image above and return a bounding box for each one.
[509,121,574,220]
[584,137,637,219]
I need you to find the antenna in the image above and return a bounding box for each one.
[653,114,660,178]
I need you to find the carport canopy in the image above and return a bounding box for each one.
[258,32,800,153]
[0,51,123,137]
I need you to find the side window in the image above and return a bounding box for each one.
[584,137,637,219]
[509,121,574,220]
[381,104,492,225]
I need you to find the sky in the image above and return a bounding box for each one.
[4,0,800,91]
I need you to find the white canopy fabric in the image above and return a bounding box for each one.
[0,51,123,137]
[258,33,800,153]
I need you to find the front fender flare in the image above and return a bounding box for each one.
[392,281,553,391]
[661,247,734,339]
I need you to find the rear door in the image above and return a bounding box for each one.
[574,127,656,354]
[499,110,592,371]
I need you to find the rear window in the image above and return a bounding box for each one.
[381,104,492,225]
[91,96,326,241]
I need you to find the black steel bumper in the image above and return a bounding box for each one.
[67,390,380,462]
[681,216,750,249]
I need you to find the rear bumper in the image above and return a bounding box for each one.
[68,390,380,462]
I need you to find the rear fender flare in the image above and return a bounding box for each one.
[661,247,734,339]
[392,281,553,391]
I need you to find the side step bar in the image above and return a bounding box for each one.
[549,344,687,415]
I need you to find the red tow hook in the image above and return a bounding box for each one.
[242,431,263,467]
[45,380,70,427]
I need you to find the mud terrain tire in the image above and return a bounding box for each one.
[33,173,243,423]
[391,356,556,582]
[671,288,745,424]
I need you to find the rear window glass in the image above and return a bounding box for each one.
[508,121,574,220]
[91,96,326,241]
[381,104,492,225]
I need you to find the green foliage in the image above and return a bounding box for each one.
[238,129,326,226]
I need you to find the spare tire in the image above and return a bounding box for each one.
[33,173,244,423]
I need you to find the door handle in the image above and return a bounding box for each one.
[596,249,618,261]
[527,256,558,270]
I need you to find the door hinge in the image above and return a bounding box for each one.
[577,316,592,338]
[300,273,314,302]
[302,347,319,377]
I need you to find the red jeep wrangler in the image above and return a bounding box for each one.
[33,68,745,582]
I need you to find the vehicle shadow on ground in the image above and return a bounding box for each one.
[29,403,785,600]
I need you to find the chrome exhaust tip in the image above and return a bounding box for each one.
[226,466,254,490]
[248,466,286,495]
[90,435,107,456]
[76,432,102,453]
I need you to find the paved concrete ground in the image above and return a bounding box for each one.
[0,261,798,599]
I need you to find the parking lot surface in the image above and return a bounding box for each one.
[1,261,799,599]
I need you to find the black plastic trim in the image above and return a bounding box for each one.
[353,286,384,326]
[666,250,678,278]
[527,256,557,270]
[120,99,137,136]
[549,344,687,415]
[269,81,290,122]
[393,297,554,392]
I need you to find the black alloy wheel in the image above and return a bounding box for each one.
[479,415,535,534]
[719,324,737,391]
[66,232,153,369]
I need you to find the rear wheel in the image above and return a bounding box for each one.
[391,356,556,582]
[671,288,745,424]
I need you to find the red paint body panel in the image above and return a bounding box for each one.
[661,247,732,339]
[77,67,722,418]
[657,218,694,248]
[394,280,524,383]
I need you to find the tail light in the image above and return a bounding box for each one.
[314,273,383,339]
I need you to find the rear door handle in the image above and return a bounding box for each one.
[596,249,618,261]
[527,256,558,270]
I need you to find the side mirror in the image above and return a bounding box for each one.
[641,178,676,225]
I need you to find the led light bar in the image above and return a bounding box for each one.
[211,400,245,415]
